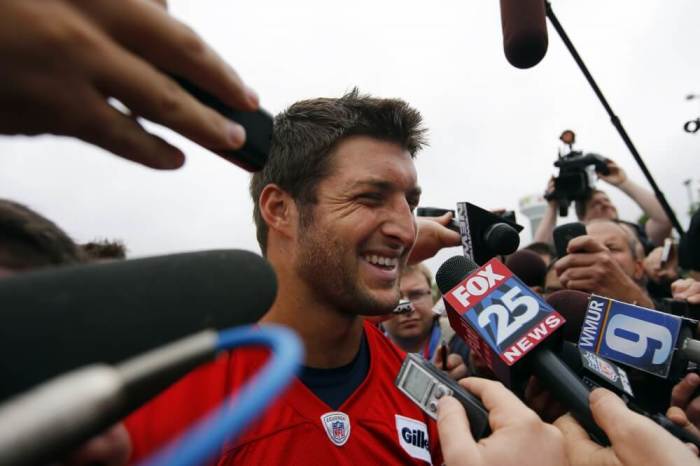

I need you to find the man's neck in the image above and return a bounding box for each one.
[259,263,365,369]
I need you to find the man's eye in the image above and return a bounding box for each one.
[359,193,383,202]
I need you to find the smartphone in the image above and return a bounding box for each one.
[395,353,491,440]
[416,207,459,233]
[553,222,587,258]
[174,76,273,172]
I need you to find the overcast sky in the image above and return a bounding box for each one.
[1,0,698,274]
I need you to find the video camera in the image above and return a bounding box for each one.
[545,130,610,216]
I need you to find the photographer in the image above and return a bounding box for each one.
[534,159,672,248]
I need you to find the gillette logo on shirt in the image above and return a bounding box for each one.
[396,415,431,464]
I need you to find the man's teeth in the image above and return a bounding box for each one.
[364,255,398,267]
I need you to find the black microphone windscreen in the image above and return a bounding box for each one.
[500,0,549,69]
[436,255,478,294]
[485,223,520,256]
[546,289,590,343]
[505,249,547,288]
[0,249,276,400]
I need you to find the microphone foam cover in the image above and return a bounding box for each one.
[546,289,590,343]
[500,0,549,69]
[0,249,276,400]
[484,223,520,256]
[505,249,547,288]
[436,255,478,294]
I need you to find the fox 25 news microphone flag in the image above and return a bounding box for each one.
[437,256,608,444]
[439,257,565,388]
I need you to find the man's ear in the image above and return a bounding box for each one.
[632,258,646,283]
[259,184,298,241]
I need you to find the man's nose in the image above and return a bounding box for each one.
[381,199,417,249]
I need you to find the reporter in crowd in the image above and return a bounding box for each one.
[554,219,654,308]
[382,262,469,380]
[122,90,458,464]
[534,159,672,249]
[0,0,258,169]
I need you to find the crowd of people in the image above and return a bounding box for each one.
[2,1,700,466]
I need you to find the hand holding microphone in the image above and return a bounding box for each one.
[555,388,700,466]
[437,377,566,466]
[672,278,700,305]
[0,0,259,170]
[670,373,700,433]
[409,212,461,264]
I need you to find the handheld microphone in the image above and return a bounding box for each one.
[0,249,277,401]
[0,331,218,466]
[173,77,272,172]
[455,202,523,265]
[549,290,700,449]
[575,294,699,379]
[505,249,547,289]
[499,0,549,69]
[0,325,304,466]
[436,255,606,443]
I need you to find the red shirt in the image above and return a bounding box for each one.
[125,321,442,465]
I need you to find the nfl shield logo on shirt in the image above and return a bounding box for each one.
[321,411,351,446]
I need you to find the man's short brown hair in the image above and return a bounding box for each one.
[250,89,427,255]
[0,199,84,270]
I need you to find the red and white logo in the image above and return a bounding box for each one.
[321,411,351,446]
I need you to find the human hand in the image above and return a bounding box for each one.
[644,245,679,284]
[409,213,460,264]
[554,388,700,466]
[0,0,258,169]
[554,235,653,307]
[61,423,131,466]
[672,278,700,305]
[437,377,567,466]
[670,373,700,431]
[544,176,557,205]
[523,376,568,423]
[434,347,468,381]
[599,159,628,186]
[468,351,497,380]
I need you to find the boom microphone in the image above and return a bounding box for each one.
[436,255,606,443]
[500,0,549,69]
[0,326,303,466]
[0,249,276,400]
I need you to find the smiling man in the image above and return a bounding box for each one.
[124,90,453,465]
